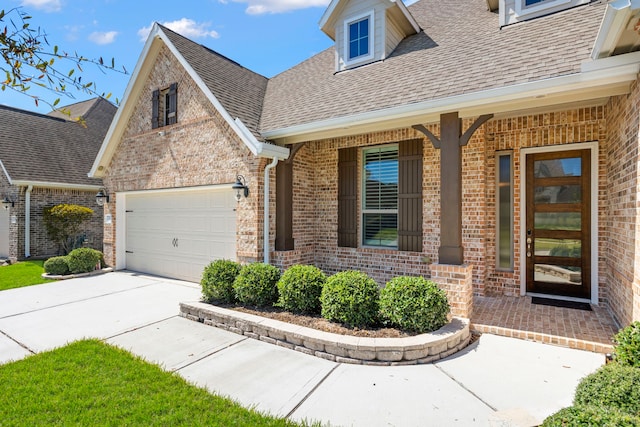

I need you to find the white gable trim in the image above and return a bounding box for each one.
[592,0,640,59]
[0,160,12,184]
[89,23,288,178]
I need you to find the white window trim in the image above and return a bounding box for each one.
[514,0,571,17]
[519,141,599,305]
[343,10,375,67]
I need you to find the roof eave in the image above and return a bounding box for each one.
[592,0,640,59]
[10,180,103,191]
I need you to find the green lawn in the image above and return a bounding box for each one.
[0,260,54,291]
[0,340,306,426]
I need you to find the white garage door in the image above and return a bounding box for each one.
[125,188,236,283]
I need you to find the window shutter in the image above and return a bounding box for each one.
[167,83,178,125]
[338,147,358,248]
[151,89,160,129]
[398,139,423,252]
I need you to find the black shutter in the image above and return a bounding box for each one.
[151,89,160,129]
[167,83,178,125]
[398,139,423,252]
[338,147,358,248]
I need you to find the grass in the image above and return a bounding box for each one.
[0,260,54,291]
[0,340,304,426]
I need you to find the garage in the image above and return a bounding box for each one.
[124,187,237,283]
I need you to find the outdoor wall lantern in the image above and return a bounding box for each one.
[1,196,14,210]
[95,189,110,206]
[232,175,249,202]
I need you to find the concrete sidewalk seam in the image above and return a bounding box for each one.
[174,336,250,372]
[434,362,498,412]
[284,363,341,420]
[0,328,35,355]
[104,315,181,341]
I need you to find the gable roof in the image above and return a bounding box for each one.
[0,97,116,188]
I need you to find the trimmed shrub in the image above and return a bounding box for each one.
[574,363,640,416]
[233,263,281,307]
[66,248,103,274]
[43,256,70,276]
[379,276,450,333]
[320,270,379,327]
[201,259,241,304]
[276,265,326,314]
[613,321,640,367]
[542,406,640,427]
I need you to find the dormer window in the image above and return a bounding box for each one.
[515,0,571,17]
[344,11,374,66]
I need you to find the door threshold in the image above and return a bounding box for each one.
[526,292,591,304]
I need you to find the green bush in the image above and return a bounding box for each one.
[233,263,281,307]
[66,248,103,274]
[276,265,326,314]
[613,322,640,367]
[574,363,640,416]
[320,270,379,328]
[542,405,640,427]
[379,276,450,333]
[201,259,241,304]
[43,256,70,276]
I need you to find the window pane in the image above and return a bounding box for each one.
[349,22,358,40]
[534,185,581,204]
[497,153,512,270]
[535,212,581,231]
[349,41,359,59]
[364,148,398,210]
[363,214,397,247]
[534,239,581,257]
[359,38,369,56]
[535,265,582,285]
[348,17,369,60]
[534,158,581,178]
[359,19,369,37]
[525,0,546,5]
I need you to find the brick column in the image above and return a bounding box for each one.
[430,263,473,318]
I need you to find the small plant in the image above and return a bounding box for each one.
[66,248,103,274]
[573,363,640,416]
[320,270,379,328]
[379,276,450,333]
[613,322,640,367]
[43,204,94,255]
[233,263,281,307]
[276,265,326,314]
[43,256,70,276]
[542,405,640,426]
[201,259,241,303]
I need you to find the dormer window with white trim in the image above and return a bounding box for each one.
[344,11,375,66]
[515,0,570,16]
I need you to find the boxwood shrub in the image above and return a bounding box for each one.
[574,363,640,416]
[379,276,450,333]
[43,256,70,276]
[613,321,640,367]
[276,265,326,314]
[320,270,379,327]
[542,405,640,427]
[201,259,241,303]
[66,248,103,274]
[233,263,281,307]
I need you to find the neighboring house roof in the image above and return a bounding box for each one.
[0,97,116,188]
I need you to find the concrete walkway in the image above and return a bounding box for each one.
[0,272,605,426]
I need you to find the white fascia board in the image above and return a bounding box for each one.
[319,0,342,39]
[391,0,421,33]
[234,118,290,160]
[262,57,640,140]
[89,23,163,178]
[591,0,640,60]
[11,181,103,191]
[0,160,12,184]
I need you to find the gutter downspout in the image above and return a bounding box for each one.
[25,185,33,258]
[263,157,280,264]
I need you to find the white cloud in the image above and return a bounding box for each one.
[138,18,220,42]
[88,31,118,45]
[21,0,62,12]
[234,0,329,14]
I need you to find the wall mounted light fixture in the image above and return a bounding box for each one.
[95,189,110,206]
[1,196,14,210]
[232,175,249,202]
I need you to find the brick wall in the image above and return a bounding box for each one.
[605,74,640,326]
[103,44,264,268]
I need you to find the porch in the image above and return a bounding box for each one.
[471,296,619,354]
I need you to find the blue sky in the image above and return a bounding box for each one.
[1,0,337,113]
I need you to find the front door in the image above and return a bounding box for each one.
[525,149,591,299]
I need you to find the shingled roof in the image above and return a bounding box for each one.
[0,97,116,186]
[259,0,607,132]
[160,25,269,139]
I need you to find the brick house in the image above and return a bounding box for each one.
[0,98,116,261]
[91,0,640,327]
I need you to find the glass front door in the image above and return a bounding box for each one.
[525,149,591,299]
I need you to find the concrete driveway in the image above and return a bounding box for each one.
[0,272,605,426]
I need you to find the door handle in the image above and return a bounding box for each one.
[526,231,532,258]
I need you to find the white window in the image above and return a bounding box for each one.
[515,0,571,16]
[344,11,374,65]
[362,145,398,248]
